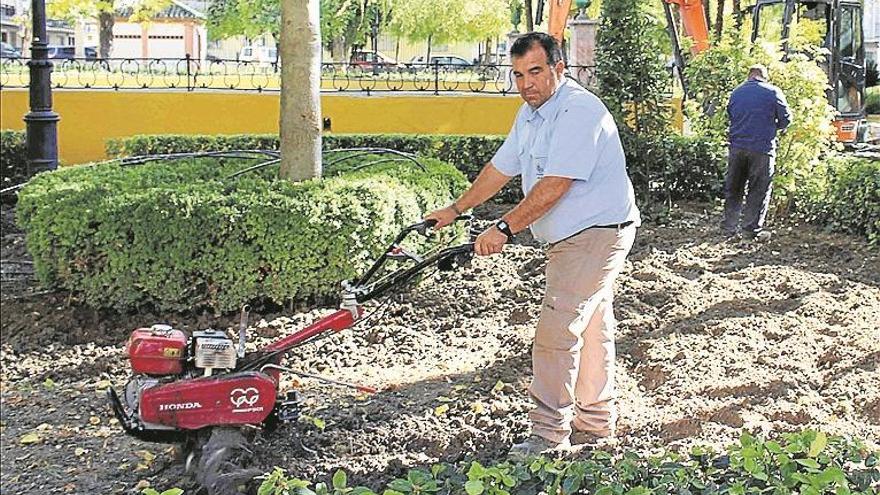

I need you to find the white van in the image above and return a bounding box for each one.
[238,45,278,65]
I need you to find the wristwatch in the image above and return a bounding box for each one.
[494,219,514,240]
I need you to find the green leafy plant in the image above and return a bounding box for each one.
[142,488,184,495]
[866,87,880,115]
[105,131,724,208]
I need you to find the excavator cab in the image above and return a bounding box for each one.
[751,0,867,143]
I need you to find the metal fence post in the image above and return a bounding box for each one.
[186,54,193,91]
[433,59,439,96]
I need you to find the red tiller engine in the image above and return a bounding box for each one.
[111,323,287,440]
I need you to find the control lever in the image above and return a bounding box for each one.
[238,305,250,358]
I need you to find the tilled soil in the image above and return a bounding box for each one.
[1,203,878,494]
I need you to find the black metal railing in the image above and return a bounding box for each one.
[0,56,598,94]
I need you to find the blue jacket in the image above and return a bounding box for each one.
[727,79,792,155]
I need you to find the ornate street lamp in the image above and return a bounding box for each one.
[24,0,60,175]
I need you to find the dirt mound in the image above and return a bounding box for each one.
[1,204,878,493]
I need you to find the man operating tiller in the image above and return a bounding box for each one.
[425,32,640,459]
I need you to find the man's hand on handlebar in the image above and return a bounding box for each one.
[424,205,460,230]
[475,226,507,256]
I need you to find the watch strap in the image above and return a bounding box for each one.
[495,220,514,239]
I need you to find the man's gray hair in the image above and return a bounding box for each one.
[748,64,769,81]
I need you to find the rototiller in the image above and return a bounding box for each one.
[107,216,475,493]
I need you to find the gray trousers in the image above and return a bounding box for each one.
[721,147,775,234]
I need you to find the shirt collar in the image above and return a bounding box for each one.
[525,78,568,123]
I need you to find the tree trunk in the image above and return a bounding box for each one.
[98,11,114,59]
[733,0,743,29]
[279,0,322,181]
[332,37,345,61]
[426,34,432,61]
[703,0,712,37]
[714,0,725,40]
[525,0,534,31]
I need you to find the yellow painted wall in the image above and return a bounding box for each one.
[0,90,521,165]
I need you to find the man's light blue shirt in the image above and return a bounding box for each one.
[491,79,641,244]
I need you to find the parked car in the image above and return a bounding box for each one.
[84,46,97,60]
[349,50,398,71]
[46,45,75,60]
[238,45,278,65]
[0,41,22,59]
[408,54,473,68]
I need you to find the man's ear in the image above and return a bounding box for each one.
[555,61,565,77]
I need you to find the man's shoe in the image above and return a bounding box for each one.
[508,434,571,460]
[744,230,772,242]
[719,227,738,239]
[570,429,614,447]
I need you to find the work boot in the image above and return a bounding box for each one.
[508,434,571,461]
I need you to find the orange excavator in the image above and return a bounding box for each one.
[542,0,867,144]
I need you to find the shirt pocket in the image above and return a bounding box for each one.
[531,154,547,179]
[530,124,550,179]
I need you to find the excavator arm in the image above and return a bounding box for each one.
[544,0,709,93]
[545,0,709,53]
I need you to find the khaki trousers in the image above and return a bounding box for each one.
[528,225,636,444]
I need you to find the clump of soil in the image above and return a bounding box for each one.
[1,203,878,494]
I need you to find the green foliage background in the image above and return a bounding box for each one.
[683,32,837,213]
[16,155,467,312]
[595,0,671,136]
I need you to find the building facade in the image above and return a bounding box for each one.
[113,0,207,61]
[867,0,879,64]
[1,0,75,53]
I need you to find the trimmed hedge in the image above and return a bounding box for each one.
[106,133,727,204]
[17,156,467,312]
[803,155,880,244]
[1,129,28,190]
[620,130,727,203]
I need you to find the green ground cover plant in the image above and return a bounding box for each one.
[255,430,878,495]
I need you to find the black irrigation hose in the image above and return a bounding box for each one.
[118,149,281,167]
[324,147,425,172]
[1,147,425,196]
[224,147,426,179]
[224,158,282,179]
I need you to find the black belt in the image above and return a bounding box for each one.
[552,221,635,246]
